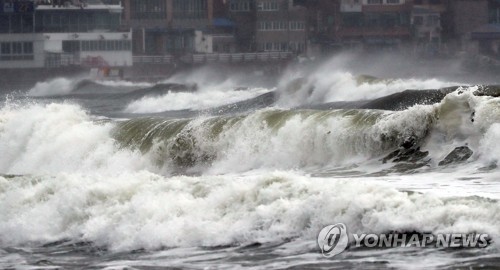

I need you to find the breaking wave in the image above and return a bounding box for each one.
[1,85,500,253]
[27,77,153,97]
[0,103,153,175]
[277,71,458,107]
[27,77,76,97]
[1,86,499,175]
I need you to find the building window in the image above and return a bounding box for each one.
[413,16,423,26]
[12,42,22,55]
[173,0,208,19]
[23,42,33,54]
[64,40,131,52]
[1,43,11,55]
[260,21,272,30]
[98,40,106,51]
[386,0,400,4]
[38,12,120,33]
[130,0,166,20]
[290,21,305,30]
[367,0,382,4]
[0,41,34,61]
[489,7,500,24]
[258,20,291,31]
[230,0,251,11]
[257,0,278,11]
[62,40,80,53]
[427,15,439,26]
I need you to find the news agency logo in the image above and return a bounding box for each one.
[317,223,349,257]
[318,223,490,258]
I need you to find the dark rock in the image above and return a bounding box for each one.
[474,85,500,97]
[382,136,429,164]
[383,147,429,164]
[438,146,473,166]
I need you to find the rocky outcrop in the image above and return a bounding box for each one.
[438,146,474,166]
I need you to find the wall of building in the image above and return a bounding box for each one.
[255,0,307,52]
[44,32,133,67]
[451,0,488,37]
[195,30,214,53]
[227,0,257,52]
[0,34,45,69]
[123,0,215,55]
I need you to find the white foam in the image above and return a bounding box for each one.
[95,80,153,89]
[5,86,500,175]
[0,171,498,252]
[121,65,274,113]
[124,88,271,113]
[0,103,153,175]
[27,78,76,97]
[199,106,434,174]
[418,88,500,166]
[277,57,459,107]
[0,87,500,253]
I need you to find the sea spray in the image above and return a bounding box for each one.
[276,66,459,107]
[0,103,153,175]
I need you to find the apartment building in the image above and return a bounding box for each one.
[227,0,257,52]
[337,0,412,50]
[0,0,132,69]
[470,0,500,57]
[255,0,308,53]
[122,0,216,55]
[411,0,446,55]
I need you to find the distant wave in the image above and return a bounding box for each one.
[124,87,271,113]
[277,71,459,107]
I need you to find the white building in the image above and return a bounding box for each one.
[0,0,132,69]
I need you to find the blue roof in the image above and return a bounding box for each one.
[213,18,234,27]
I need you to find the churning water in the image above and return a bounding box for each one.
[1,60,500,269]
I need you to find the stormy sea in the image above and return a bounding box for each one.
[1,56,500,269]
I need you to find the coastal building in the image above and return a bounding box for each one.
[227,0,257,52]
[122,0,227,56]
[445,0,488,52]
[337,0,413,51]
[255,0,308,54]
[0,0,132,69]
[411,0,445,56]
[468,0,500,58]
[296,0,340,54]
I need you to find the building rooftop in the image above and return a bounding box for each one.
[35,0,122,11]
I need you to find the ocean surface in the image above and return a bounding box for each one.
[1,58,500,269]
